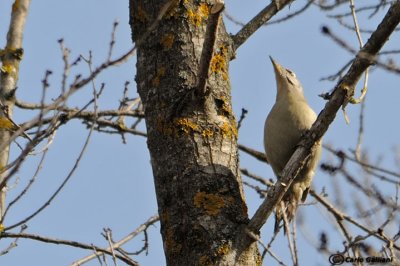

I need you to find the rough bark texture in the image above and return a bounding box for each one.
[129,1,260,265]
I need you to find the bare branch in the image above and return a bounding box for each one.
[0,231,138,266]
[232,0,295,50]
[0,0,31,218]
[197,6,224,96]
[238,144,268,163]
[224,0,313,27]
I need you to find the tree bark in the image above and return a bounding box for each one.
[129,1,260,265]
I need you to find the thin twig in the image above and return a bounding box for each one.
[245,228,286,265]
[15,100,143,118]
[324,145,400,179]
[281,203,297,266]
[71,215,159,266]
[238,144,268,163]
[0,232,138,266]
[349,0,369,106]
[310,190,400,251]
[355,99,365,160]
[0,225,26,255]
[104,229,118,266]
[1,136,51,223]
[240,168,274,187]
[5,110,96,230]
[292,221,299,266]
[107,21,119,61]
[236,108,248,130]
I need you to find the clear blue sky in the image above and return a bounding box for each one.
[1,1,399,265]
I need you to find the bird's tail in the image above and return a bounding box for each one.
[274,199,299,234]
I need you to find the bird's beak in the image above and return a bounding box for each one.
[269,56,284,76]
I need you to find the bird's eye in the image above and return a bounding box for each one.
[286,69,296,78]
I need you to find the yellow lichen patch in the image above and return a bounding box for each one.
[230,121,238,138]
[0,63,14,75]
[116,120,127,131]
[220,121,238,139]
[220,122,230,137]
[193,191,232,216]
[174,118,198,134]
[165,227,182,255]
[0,117,16,131]
[187,9,202,27]
[210,54,224,72]
[157,116,205,137]
[152,67,166,87]
[210,54,228,81]
[0,223,4,233]
[210,45,229,80]
[201,128,214,138]
[199,3,210,19]
[215,243,230,256]
[160,33,175,50]
[218,96,233,116]
[187,3,210,27]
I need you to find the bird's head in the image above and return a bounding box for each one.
[269,56,305,102]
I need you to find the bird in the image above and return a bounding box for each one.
[264,57,322,233]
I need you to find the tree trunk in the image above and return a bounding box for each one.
[129,1,260,265]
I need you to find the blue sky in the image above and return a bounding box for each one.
[0,1,399,265]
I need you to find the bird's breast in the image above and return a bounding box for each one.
[264,99,317,175]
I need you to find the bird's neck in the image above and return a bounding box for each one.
[276,91,307,104]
